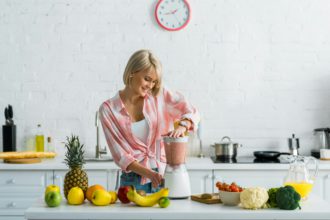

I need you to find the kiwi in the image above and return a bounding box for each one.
[201,193,212,199]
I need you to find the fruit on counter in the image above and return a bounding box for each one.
[45,191,62,207]
[67,187,85,205]
[86,184,105,202]
[276,185,301,210]
[108,191,118,204]
[136,189,147,196]
[200,193,212,199]
[266,187,279,208]
[63,135,88,199]
[240,187,269,210]
[126,186,169,207]
[216,181,243,192]
[91,189,112,206]
[158,197,170,208]
[117,186,132,204]
[45,184,60,194]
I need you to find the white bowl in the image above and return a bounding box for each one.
[218,190,241,206]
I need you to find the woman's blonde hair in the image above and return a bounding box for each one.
[123,49,162,96]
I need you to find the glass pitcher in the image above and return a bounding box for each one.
[283,155,318,200]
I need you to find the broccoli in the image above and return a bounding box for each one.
[276,185,301,210]
[267,187,279,208]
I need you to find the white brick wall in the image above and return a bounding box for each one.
[1,0,330,157]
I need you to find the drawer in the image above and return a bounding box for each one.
[0,171,47,194]
[0,197,38,213]
[0,171,46,187]
[0,217,26,220]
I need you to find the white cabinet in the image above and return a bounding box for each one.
[0,170,49,218]
[107,169,120,191]
[188,170,213,194]
[323,173,330,202]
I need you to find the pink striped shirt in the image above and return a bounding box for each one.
[99,87,200,184]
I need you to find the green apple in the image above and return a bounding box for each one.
[45,191,62,207]
[45,184,60,195]
[158,197,170,208]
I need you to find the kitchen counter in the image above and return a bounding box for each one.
[25,195,330,220]
[1,156,330,170]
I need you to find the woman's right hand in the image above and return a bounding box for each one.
[147,170,163,188]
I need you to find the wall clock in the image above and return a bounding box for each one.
[155,0,191,31]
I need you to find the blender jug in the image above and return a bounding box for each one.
[284,155,318,200]
[312,128,330,158]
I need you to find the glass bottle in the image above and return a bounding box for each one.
[35,124,44,152]
[47,136,55,152]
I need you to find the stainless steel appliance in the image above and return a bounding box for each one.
[211,136,242,159]
[312,128,330,158]
[288,134,300,156]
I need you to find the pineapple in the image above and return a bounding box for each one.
[63,135,88,199]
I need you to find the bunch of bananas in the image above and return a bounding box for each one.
[126,186,169,207]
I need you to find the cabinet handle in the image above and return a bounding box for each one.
[8,202,16,207]
[7,179,16,184]
[54,175,61,180]
[205,174,213,179]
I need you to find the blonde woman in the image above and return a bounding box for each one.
[99,49,200,193]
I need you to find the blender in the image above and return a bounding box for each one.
[163,136,191,199]
[312,128,330,158]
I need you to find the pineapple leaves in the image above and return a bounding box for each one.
[64,134,86,169]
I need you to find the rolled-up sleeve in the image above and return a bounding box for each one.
[162,88,200,131]
[99,104,136,171]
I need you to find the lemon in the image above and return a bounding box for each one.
[67,187,85,205]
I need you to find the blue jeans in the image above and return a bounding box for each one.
[120,168,163,193]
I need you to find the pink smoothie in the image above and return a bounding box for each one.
[163,136,188,166]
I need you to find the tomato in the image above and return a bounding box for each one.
[229,185,239,192]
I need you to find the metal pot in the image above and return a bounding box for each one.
[211,136,242,159]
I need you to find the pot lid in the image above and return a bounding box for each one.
[215,136,238,145]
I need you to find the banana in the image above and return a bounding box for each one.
[126,186,169,207]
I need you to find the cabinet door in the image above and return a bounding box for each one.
[107,169,120,191]
[53,170,108,194]
[324,173,330,202]
[213,170,285,192]
[189,170,213,194]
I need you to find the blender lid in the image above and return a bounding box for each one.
[163,136,188,143]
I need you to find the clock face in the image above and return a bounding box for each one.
[155,0,191,31]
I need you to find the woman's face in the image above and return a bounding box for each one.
[130,68,158,97]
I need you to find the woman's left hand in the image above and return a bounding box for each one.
[166,126,187,138]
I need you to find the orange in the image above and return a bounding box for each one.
[86,185,105,202]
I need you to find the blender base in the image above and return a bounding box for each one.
[164,164,191,199]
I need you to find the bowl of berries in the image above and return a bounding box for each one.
[216,181,244,206]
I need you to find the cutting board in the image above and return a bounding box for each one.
[191,193,221,204]
[4,158,42,164]
[320,158,330,161]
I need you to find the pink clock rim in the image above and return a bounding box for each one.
[155,0,191,31]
